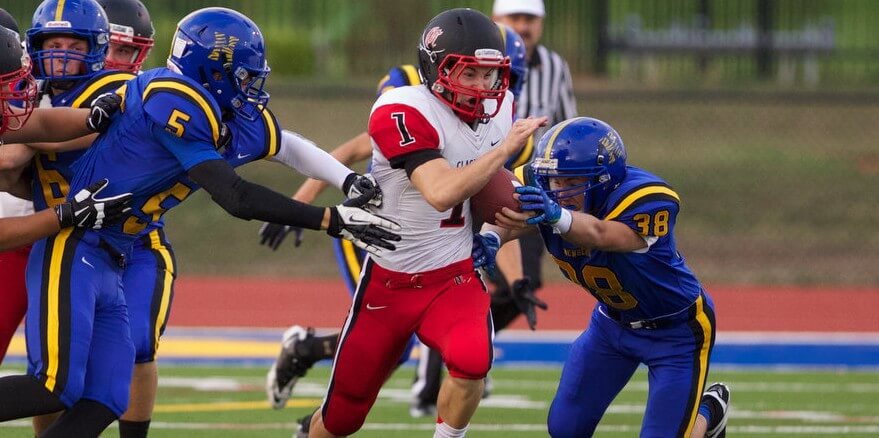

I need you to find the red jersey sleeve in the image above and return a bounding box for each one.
[368,103,440,161]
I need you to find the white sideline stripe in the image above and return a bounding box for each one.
[2,421,879,434]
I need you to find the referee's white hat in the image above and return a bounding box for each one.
[492,0,545,18]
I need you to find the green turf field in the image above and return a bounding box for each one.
[2,364,877,437]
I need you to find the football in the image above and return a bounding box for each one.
[471,168,522,225]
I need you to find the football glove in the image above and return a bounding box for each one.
[87,92,123,133]
[326,205,401,254]
[54,179,132,229]
[258,222,304,250]
[516,185,562,225]
[472,231,500,272]
[217,123,233,150]
[342,173,382,208]
[509,278,548,330]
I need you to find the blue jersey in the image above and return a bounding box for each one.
[69,68,226,251]
[536,166,704,320]
[31,70,135,211]
[221,106,282,167]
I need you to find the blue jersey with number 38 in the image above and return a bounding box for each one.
[69,68,226,251]
[537,166,704,320]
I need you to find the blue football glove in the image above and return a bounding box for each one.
[516,185,562,225]
[472,231,500,273]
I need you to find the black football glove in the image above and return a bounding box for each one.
[342,173,382,208]
[510,278,548,330]
[326,205,401,254]
[54,179,132,229]
[258,222,304,250]
[87,92,123,133]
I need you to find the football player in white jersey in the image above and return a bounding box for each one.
[307,8,546,438]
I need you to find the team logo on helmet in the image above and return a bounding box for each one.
[208,32,239,62]
[599,131,623,164]
[423,26,443,50]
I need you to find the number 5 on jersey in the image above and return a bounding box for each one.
[166,109,191,137]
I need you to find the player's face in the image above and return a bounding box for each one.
[549,176,589,211]
[41,36,88,77]
[450,64,499,108]
[495,14,543,53]
[107,43,138,70]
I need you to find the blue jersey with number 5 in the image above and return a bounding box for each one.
[537,166,704,320]
[69,68,224,251]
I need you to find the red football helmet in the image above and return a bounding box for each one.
[98,0,155,73]
[0,28,38,135]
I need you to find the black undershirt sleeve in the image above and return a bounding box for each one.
[187,159,325,230]
[389,149,444,179]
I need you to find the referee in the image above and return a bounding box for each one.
[493,0,578,312]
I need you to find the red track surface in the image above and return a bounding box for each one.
[172,277,879,332]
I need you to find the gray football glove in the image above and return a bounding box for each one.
[342,173,382,208]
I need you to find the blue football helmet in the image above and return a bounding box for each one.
[26,0,109,82]
[167,7,270,121]
[497,23,527,99]
[531,117,628,214]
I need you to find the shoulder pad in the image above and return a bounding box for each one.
[603,182,680,221]
[142,76,223,145]
[70,70,136,108]
[225,106,281,162]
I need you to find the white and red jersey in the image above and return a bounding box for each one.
[0,192,34,219]
[367,85,514,273]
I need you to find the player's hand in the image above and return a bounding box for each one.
[472,231,500,272]
[343,173,382,208]
[510,278,548,330]
[516,185,562,225]
[258,222,303,250]
[87,92,123,133]
[500,116,548,158]
[327,205,402,254]
[54,179,132,229]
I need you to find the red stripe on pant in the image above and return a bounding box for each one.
[0,245,30,363]
[322,258,493,436]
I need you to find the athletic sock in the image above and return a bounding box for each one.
[701,394,722,430]
[0,375,65,421]
[41,399,117,438]
[119,419,151,438]
[434,420,468,438]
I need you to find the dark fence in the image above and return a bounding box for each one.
[4,0,878,86]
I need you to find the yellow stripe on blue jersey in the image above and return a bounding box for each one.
[603,186,680,221]
[71,72,135,108]
[513,164,528,185]
[400,65,421,86]
[143,79,221,143]
[260,106,280,157]
[509,134,534,169]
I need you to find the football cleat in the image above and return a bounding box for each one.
[266,325,317,409]
[703,382,731,438]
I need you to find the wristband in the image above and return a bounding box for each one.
[552,209,573,235]
[54,203,74,228]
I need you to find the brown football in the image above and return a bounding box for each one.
[471,168,522,225]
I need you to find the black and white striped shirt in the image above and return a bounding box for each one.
[516,44,578,140]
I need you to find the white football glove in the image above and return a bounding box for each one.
[342,173,382,208]
[326,205,401,254]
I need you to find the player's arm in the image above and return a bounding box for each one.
[0,210,61,251]
[1,94,118,144]
[290,132,373,203]
[0,179,132,251]
[186,159,399,253]
[270,130,359,192]
[0,143,36,171]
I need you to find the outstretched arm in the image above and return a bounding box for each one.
[2,108,92,144]
[289,132,373,203]
[0,210,60,251]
